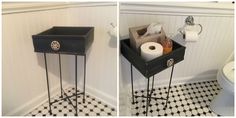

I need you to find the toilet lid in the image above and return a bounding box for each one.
[223,61,234,83]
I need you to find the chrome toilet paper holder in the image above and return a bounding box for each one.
[179,16,203,35]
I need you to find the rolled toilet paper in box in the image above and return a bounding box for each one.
[185,30,199,42]
[141,42,163,61]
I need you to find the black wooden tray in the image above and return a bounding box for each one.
[120,39,186,78]
[32,26,94,55]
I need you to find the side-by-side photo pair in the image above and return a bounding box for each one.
[2,1,234,117]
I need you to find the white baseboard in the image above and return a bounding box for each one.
[4,84,70,116]
[129,73,217,91]
[76,84,117,109]
[5,82,117,116]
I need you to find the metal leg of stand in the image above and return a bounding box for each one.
[146,77,150,116]
[59,54,63,98]
[165,64,175,108]
[44,53,52,115]
[130,64,135,104]
[75,55,78,116]
[83,55,86,103]
[151,76,154,93]
[149,76,155,103]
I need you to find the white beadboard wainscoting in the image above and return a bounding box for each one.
[119,3,234,93]
[2,3,117,116]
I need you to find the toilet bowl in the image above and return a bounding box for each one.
[210,61,234,116]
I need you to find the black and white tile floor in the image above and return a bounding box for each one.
[27,87,116,116]
[131,80,221,116]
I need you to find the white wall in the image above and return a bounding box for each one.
[67,5,117,108]
[2,3,117,115]
[119,3,234,91]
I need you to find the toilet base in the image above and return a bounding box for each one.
[210,89,234,116]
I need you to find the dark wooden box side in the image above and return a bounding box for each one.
[32,36,86,55]
[120,39,186,78]
[85,27,94,53]
[32,27,94,55]
[40,26,93,36]
[120,39,147,76]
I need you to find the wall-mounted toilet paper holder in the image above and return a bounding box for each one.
[179,16,203,35]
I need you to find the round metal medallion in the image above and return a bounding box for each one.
[51,41,60,51]
[167,58,174,67]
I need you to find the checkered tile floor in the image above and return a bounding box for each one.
[27,87,116,116]
[131,80,221,116]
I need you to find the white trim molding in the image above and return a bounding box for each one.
[120,2,234,17]
[4,83,117,116]
[77,84,117,108]
[128,73,217,92]
[2,2,116,15]
[4,84,71,116]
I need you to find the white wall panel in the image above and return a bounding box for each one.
[3,8,71,115]
[67,6,117,107]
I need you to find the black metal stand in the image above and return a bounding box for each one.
[130,63,175,116]
[43,53,86,116]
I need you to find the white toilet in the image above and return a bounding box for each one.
[210,61,234,116]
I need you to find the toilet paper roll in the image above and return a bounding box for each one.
[141,42,163,61]
[185,30,199,42]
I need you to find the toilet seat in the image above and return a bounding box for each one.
[222,61,234,84]
[217,61,234,94]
